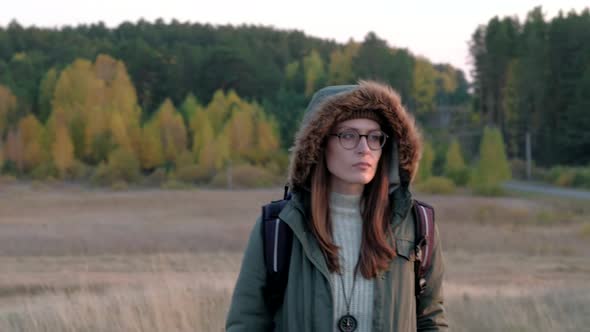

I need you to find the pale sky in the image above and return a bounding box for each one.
[1,0,588,80]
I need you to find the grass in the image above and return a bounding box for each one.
[447,288,590,332]
[0,270,232,332]
[0,253,240,331]
[0,183,588,331]
[579,223,590,238]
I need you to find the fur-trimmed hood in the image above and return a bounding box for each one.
[287,80,423,191]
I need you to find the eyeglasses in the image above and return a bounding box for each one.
[328,129,388,150]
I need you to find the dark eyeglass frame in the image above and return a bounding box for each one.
[328,129,389,151]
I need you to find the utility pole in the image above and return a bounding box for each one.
[227,159,233,190]
[526,131,532,180]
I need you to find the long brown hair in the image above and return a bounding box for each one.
[309,135,394,279]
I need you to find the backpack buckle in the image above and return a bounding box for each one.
[418,277,427,295]
[415,245,422,262]
[415,237,426,261]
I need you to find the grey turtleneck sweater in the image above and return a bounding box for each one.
[329,191,374,332]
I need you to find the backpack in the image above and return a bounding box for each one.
[260,186,436,313]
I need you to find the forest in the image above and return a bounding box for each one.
[0,6,588,190]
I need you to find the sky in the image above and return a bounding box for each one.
[1,0,589,80]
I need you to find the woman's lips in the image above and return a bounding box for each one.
[353,162,371,169]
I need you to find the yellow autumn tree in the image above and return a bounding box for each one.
[155,99,187,165]
[51,59,103,124]
[52,122,74,178]
[126,117,142,160]
[102,56,142,140]
[38,68,59,123]
[250,112,281,165]
[190,108,214,164]
[256,118,280,152]
[106,147,141,183]
[0,84,18,138]
[180,93,202,126]
[225,107,255,158]
[3,129,24,172]
[18,115,45,171]
[139,121,164,170]
[199,130,230,172]
[221,95,282,166]
[92,55,142,162]
[50,55,142,164]
[110,112,133,152]
[206,90,233,133]
[51,59,102,160]
[187,89,282,176]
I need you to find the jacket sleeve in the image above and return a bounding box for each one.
[416,223,449,331]
[226,217,273,332]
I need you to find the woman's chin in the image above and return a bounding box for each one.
[347,174,375,185]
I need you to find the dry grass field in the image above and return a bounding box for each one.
[0,182,588,331]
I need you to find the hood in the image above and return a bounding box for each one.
[287,80,423,191]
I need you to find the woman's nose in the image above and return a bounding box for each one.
[355,136,371,153]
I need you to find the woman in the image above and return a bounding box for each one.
[226,81,448,331]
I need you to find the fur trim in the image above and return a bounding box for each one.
[287,80,423,189]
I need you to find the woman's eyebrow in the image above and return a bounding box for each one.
[336,125,380,131]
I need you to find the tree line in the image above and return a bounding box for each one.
[0,19,470,185]
[1,54,284,186]
[470,6,590,166]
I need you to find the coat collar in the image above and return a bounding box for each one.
[277,186,415,278]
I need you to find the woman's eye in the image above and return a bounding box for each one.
[368,134,382,142]
[341,132,356,140]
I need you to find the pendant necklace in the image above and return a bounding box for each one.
[337,260,359,332]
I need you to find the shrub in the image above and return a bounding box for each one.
[547,166,566,183]
[160,179,191,190]
[264,151,290,175]
[470,127,511,195]
[31,162,58,180]
[444,139,468,186]
[472,184,505,196]
[510,159,527,180]
[30,180,47,190]
[107,148,141,183]
[0,174,17,184]
[415,176,456,194]
[111,181,128,191]
[175,150,194,169]
[90,162,110,186]
[417,141,435,182]
[210,164,280,188]
[1,159,18,175]
[579,224,590,238]
[175,165,213,184]
[142,168,168,187]
[548,166,590,189]
[69,160,92,180]
[555,169,576,187]
[572,168,590,189]
[449,168,470,187]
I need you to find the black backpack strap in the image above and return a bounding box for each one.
[412,199,436,297]
[261,186,293,315]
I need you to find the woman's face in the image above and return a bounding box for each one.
[325,118,383,195]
